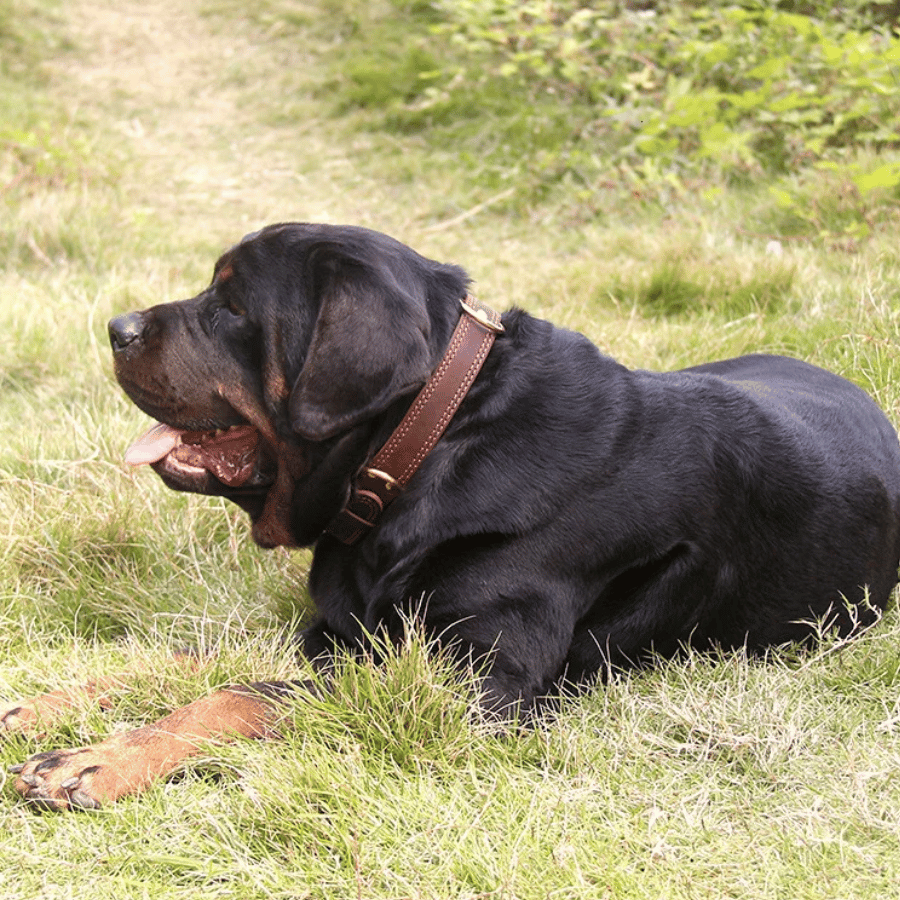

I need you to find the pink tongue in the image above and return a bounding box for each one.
[124,423,183,466]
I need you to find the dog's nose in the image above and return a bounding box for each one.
[108,312,147,353]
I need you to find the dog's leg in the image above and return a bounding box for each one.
[10,681,295,811]
[0,650,200,739]
[0,679,117,738]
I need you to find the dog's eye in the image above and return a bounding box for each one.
[225,296,247,317]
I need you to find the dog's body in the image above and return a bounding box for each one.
[8,223,900,809]
[305,329,900,708]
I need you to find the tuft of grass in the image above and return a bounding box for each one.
[605,252,797,319]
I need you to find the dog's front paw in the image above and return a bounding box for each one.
[0,700,44,736]
[10,747,116,811]
[9,731,165,812]
[0,684,106,739]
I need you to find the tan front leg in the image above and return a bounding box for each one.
[11,686,281,811]
[0,680,115,738]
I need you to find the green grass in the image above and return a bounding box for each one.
[3,0,900,897]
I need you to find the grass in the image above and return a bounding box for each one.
[3,0,900,896]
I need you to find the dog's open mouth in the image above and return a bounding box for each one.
[125,422,263,488]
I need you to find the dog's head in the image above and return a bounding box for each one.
[109,223,469,547]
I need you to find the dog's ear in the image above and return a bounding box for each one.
[289,246,433,441]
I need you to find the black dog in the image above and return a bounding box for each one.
[10,223,900,809]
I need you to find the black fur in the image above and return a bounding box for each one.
[109,223,900,716]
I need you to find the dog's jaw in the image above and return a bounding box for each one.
[122,419,307,549]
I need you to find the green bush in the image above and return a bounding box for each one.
[432,0,899,172]
[326,0,900,235]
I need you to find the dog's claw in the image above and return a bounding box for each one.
[56,774,102,809]
[12,768,102,812]
[68,789,101,810]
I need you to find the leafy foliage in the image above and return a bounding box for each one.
[328,0,900,237]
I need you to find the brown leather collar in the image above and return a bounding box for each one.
[325,296,504,545]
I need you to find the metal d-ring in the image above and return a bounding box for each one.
[461,299,505,334]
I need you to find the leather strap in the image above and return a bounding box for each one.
[325,296,504,545]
